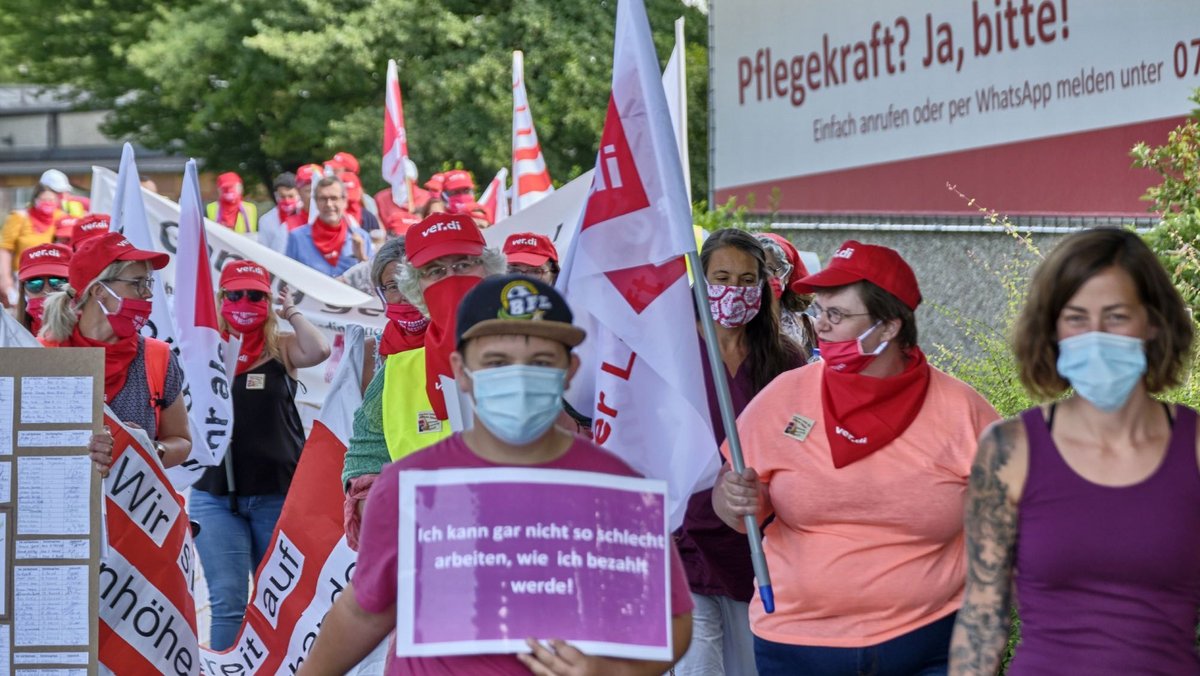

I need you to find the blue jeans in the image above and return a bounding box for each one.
[754,612,956,676]
[190,490,286,650]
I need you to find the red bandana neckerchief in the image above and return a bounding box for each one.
[346,200,363,226]
[422,275,482,420]
[218,198,242,229]
[820,347,932,468]
[28,206,57,234]
[284,211,308,231]
[51,327,140,403]
[310,217,349,266]
[224,328,266,375]
[379,303,429,357]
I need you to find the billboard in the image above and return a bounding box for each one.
[711,0,1200,216]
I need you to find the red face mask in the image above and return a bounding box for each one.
[97,283,152,339]
[277,197,299,215]
[25,296,46,334]
[385,302,430,334]
[220,297,270,332]
[768,277,784,300]
[447,193,475,213]
[34,201,57,218]
[818,321,887,374]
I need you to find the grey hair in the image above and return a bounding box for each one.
[754,234,792,284]
[314,175,345,196]
[371,237,407,289]
[39,260,143,341]
[397,247,507,313]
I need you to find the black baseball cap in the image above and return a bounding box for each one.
[456,274,586,348]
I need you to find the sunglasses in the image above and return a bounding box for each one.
[224,290,268,302]
[23,277,68,294]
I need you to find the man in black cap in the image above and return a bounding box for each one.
[301,275,693,675]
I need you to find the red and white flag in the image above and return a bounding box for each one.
[511,50,554,213]
[383,58,412,207]
[198,325,366,673]
[113,146,238,490]
[168,159,239,489]
[479,167,510,225]
[558,0,717,530]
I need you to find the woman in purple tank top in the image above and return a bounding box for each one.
[950,228,1200,675]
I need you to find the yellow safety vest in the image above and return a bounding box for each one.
[62,197,87,217]
[382,347,451,460]
[206,201,259,234]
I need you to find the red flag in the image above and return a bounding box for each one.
[479,168,510,225]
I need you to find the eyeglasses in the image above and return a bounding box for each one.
[108,275,156,293]
[417,257,483,282]
[803,301,871,325]
[507,264,550,277]
[23,277,68,294]
[767,261,793,281]
[377,282,400,296]
[224,290,268,302]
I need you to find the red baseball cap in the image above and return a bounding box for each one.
[443,169,473,192]
[339,172,363,203]
[18,243,72,280]
[69,232,169,293]
[792,240,922,310]
[424,172,446,194]
[328,151,360,175]
[405,213,486,267]
[71,214,112,250]
[217,172,242,189]
[503,232,558,266]
[295,163,323,185]
[219,259,271,293]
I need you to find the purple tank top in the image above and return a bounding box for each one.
[1010,405,1200,675]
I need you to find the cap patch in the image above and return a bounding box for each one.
[833,247,855,259]
[499,279,553,320]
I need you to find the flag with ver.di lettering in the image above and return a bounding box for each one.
[558,0,719,530]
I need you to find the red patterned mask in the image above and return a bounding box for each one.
[707,283,762,328]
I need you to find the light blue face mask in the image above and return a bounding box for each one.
[465,364,566,445]
[1056,331,1147,412]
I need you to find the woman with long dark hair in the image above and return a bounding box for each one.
[675,228,806,675]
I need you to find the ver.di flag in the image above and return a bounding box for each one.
[383,58,412,207]
[511,50,555,213]
[106,145,238,490]
[479,167,510,225]
[558,0,718,529]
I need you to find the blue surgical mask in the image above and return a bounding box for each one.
[1056,332,1147,412]
[465,364,566,445]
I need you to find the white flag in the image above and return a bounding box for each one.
[479,167,510,225]
[167,159,239,488]
[662,17,690,199]
[558,0,717,529]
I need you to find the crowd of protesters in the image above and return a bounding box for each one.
[3,156,1199,675]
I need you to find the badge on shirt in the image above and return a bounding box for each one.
[783,414,815,442]
[245,374,266,390]
[417,411,442,434]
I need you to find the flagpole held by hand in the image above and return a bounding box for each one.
[687,248,775,614]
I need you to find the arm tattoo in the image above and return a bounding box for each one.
[950,422,1020,675]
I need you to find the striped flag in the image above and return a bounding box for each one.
[479,167,510,225]
[383,58,412,207]
[511,50,554,213]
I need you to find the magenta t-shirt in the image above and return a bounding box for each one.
[353,433,694,675]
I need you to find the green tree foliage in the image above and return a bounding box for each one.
[0,0,708,198]
[1133,88,1200,309]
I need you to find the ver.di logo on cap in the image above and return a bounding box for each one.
[27,249,64,260]
[422,221,463,237]
[499,279,553,319]
[833,247,855,259]
[512,238,539,247]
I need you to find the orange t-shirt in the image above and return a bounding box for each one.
[725,362,999,647]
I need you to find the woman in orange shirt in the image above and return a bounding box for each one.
[0,183,65,305]
[714,241,998,676]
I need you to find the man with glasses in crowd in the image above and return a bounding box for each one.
[285,175,372,276]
